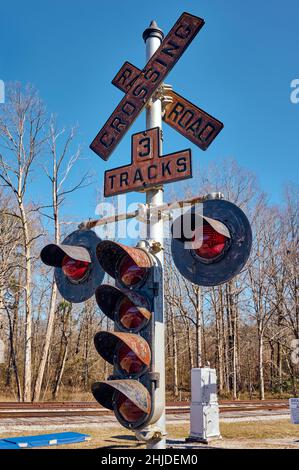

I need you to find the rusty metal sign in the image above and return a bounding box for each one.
[90,12,204,160]
[104,127,192,197]
[132,126,159,163]
[163,90,223,150]
[112,61,141,94]
[112,61,223,150]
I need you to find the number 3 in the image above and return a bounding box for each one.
[138,137,151,157]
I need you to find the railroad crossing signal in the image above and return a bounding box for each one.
[38,12,253,450]
[90,12,207,160]
[171,198,252,286]
[40,230,104,303]
[92,241,164,432]
[104,126,192,197]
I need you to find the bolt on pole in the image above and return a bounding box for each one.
[143,20,166,450]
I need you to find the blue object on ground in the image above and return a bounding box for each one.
[0,441,18,449]
[0,432,90,449]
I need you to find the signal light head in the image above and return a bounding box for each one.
[96,241,151,288]
[94,331,151,378]
[92,380,151,429]
[171,199,252,286]
[40,230,104,303]
[95,285,151,332]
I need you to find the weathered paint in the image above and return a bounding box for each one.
[104,126,192,197]
[104,149,192,197]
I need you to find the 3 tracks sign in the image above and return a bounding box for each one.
[104,127,192,197]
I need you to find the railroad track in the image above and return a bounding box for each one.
[0,400,289,419]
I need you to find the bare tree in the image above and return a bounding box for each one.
[0,192,23,399]
[247,199,281,399]
[0,84,46,401]
[33,117,89,401]
[52,301,72,399]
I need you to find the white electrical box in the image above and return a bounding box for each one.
[289,398,299,424]
[191,368,217,404]
[187,368,221,443]
[190,403,221,441]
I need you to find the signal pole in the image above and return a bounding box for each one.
[143,20,166,450]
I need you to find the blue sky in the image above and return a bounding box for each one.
[1,0,298,224]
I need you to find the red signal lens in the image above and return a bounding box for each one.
[193,221,228,260]
[118,298,146,330]
[115,392,147,424]
[118,255,147,287]
[117,343,145,375]
[62,255,90,282]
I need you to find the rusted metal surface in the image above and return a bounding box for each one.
[40,230,104,303]
[104,125,192,198]
[132,127,160,163]
[92,380,151,415]
[112,61,224,151]
[104,148,192,197]
[112,61,140,93]
[95,284,151,324]
[164,90,223,150]
[94,331,151,369]
[96,241,152,279]
[90,12,204,160]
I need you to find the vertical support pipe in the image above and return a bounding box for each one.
[143,20,166,450]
